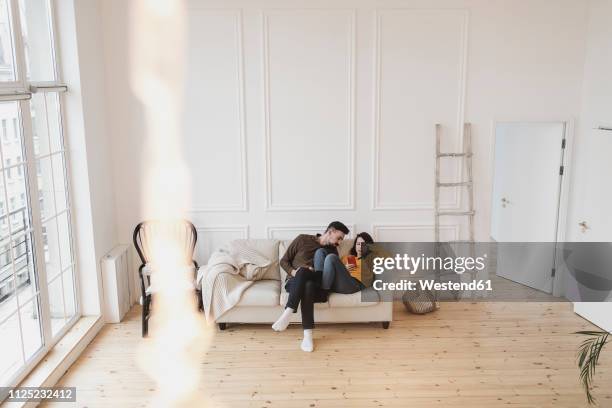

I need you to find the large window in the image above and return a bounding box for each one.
[0,0,75,389]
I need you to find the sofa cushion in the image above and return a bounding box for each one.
[328,287,380,307]
[232,239,280,280]
[338,239,354,259]
[237,280,281,307]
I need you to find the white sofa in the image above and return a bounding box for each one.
[211,238,393,330]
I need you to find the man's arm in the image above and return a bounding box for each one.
[280,236,300,276]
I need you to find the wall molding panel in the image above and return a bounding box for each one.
[372,223,460,242]
[196,225,250,238]
[194,225,250,262]
[372,9,469,211]
[186,8,248,212]
[262,9,356,211]
[266,224,356,240]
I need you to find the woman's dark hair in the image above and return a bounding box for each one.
[350,232,374,256]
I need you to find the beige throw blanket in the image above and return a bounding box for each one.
[197,241,271,322]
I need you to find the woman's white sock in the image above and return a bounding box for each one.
[301,329,314,352]
[272,307,293,331]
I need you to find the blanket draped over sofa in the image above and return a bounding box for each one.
[197,241,272,322]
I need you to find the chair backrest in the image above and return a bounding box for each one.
[133,219,198,266]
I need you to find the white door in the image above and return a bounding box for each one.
[572,128,612,243]
[490,122,567,293]
[571,0,612,330]
[571,128,612,330]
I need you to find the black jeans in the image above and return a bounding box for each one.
[285,267,328,329]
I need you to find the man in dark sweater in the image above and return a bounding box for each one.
[272,221,350,352]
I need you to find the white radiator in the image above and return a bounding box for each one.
[101,244,133,323]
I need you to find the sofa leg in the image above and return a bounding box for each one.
[382,321,390,329]
[218,323,227,331]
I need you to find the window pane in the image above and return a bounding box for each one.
[62,268,75,319]
[43,218,60,281]
[37,156,54,219]
[57,211,71,269]
[0,235,10,268]
[52,153,66,212]
[0,172,7,236]
[0,195,15,323]
[0,104,25,164]
[30,92,63,158]
[0,206,5,231]
[0,312,22,384]
[45,93,62,153]
[47,273,64,336]
[0,0,15,82]
[6,166,31,233]
[19,297,42,362]
[18,0,55,82]
[30,93,50,157]
[0,263,16,322]
[14,232,36,305]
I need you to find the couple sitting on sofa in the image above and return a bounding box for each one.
[272,221,375,352]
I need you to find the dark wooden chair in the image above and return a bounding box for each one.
[133,220,201,337]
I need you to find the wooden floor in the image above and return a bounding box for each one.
[41,302,612,408]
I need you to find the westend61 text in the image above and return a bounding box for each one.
[373,279,493,292]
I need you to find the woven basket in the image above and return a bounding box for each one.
[402,288,439,314]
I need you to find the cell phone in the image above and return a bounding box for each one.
[346,255,357,266]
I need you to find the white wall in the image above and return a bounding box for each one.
[55,0,118,315]
[99,0,590,266]
[568,0,612,331]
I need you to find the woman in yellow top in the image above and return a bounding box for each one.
[341,232,374,284]
[316,232,374,294]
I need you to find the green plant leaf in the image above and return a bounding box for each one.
[575,330,609,405]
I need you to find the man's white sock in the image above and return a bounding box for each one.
[272,307,293,331]
[301,329,314,352]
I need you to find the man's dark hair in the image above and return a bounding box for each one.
[326,221,349,235]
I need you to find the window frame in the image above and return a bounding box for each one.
[0,0,78,389]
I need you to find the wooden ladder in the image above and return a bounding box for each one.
[433,123,476,300]
[434,122,475,244]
